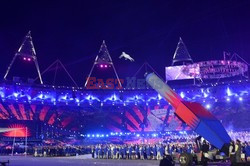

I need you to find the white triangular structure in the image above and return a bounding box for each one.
[84,40,122,88]
[95,40,113,64]
[172,37,193,65]
[4,31,43,84]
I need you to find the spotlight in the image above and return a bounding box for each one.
[180,92,185,98]
[204,93,208,98]
[226,98,230,102]
[205,104,211,109]
[100,64,103,68]
[27,58,31,61]
[23,57,26,61]
[239,97,243,101]
[227,87,232,96]
[104,65,107,68]
[13,92,19,98]
[136,134,140,137]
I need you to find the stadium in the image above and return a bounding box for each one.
[0,31,249,165]
[1,1,250,165]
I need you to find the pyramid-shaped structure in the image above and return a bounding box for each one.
[4,31,43,84]
[172,37,193,65]
[16,31,36,57]
[84,40,122,88]
[95,40,112,64]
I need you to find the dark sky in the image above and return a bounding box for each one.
[0,0,250,86]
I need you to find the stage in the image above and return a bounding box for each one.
[0,155,233,166]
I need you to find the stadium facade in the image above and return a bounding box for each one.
[0,32,249,144]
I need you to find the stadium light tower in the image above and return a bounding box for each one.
[84,40,122,88]
[4,31,43,84]
[172,37,193,66]
[171,37,203,85]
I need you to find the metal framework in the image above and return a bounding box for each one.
[34,59,79,87]
[171,37,202,85]
[84,40,122,88]
[4,31,43,84]
[133,61,164,80]
[172,37,193,66]
[215,52,249,83]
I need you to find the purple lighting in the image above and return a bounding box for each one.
[23,57,32,61]
[100,64,108,68]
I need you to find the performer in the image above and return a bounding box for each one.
[159,145,164,160]
[128,145,132,159]
[111,145,115,159]
[153,145,157,160]
[139,146,144,160]
[244,142,250,162]
[235,139,242,163]
[146,145,151,159]
[201,140,209,166]
[103,145,107,159]
[135,145,139,159]
[164,144,169,155]
[107,145,111,159]
[157,145,161,160]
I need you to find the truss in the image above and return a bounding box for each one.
[84,40,122,88]
[4,31,43,84]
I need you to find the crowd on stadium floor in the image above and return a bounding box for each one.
[0,131,249,161]
[91,142,196,160]
[0,145,92,157]
[90,141,250,161]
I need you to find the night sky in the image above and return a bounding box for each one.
[0,0,250,86]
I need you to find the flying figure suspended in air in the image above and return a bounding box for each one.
[119,52,134,62]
